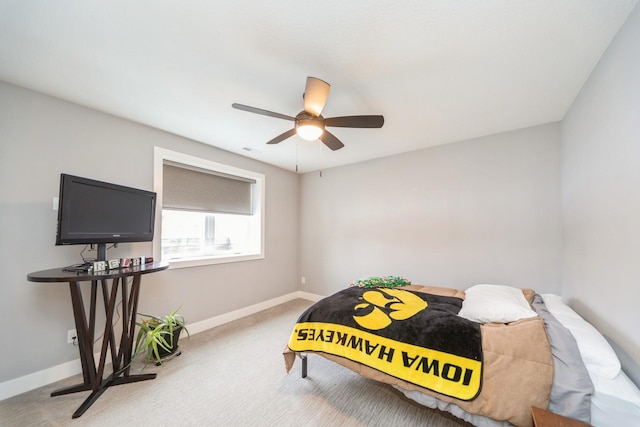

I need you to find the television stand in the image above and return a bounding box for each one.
[27,261,169,418]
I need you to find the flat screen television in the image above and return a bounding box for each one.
[56,174,157,260]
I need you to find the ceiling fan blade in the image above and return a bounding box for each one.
[319,130,345,151]
[232,103,295,121]
[325,115,384,128]
[266,128,297,145]
[303,77,330,116]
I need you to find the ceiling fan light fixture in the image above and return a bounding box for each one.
[295,114,325,141]
[296,123,323,140]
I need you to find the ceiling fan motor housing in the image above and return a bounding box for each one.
[295,111,325,129]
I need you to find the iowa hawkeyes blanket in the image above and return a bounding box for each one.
[287,287,482,400]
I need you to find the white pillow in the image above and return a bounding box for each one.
[541,293,621,379]
[458,284,538,323]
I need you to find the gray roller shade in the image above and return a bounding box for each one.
[163,162,255,215]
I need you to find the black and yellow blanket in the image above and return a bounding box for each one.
[287,287,483,400]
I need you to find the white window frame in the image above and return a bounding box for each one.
[153,147,265,269]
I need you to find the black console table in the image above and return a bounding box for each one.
[27,262,169,418]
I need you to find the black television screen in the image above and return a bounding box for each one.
[56,174,157,248]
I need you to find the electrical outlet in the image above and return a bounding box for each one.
[301,276,306,284]
[67,329,77,344]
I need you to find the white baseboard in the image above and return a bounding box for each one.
[0,290,322,401]
[0,359,82,402]
[186,290,322,334]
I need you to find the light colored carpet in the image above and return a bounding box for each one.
[0,299,472,426]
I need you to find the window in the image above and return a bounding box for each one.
[153,147,265,268]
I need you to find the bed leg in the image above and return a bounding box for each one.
[301,354,307,378]
[298,353,307,378]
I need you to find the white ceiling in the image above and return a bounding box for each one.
[1,1,637,173]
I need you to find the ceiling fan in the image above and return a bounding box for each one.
[232,77,384,151]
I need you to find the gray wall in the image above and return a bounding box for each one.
[0,81,299,383]
[299,123,562,296]
[561,3,640,382]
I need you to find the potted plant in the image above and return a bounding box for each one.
[134,306,189,366]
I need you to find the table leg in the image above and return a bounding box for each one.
[63,282,97,390]
[52,276,156,417]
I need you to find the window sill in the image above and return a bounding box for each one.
[163,253,265,269]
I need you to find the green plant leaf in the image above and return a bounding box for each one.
[133,305,188,366]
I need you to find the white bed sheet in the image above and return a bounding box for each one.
[590,370,640,427]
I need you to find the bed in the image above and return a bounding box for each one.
[283,283,640,427]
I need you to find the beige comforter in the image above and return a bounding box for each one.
[284,285,553,427]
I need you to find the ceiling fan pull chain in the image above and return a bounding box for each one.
[319,142,323,178]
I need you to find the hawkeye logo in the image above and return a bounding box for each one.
[353,288,428,330]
